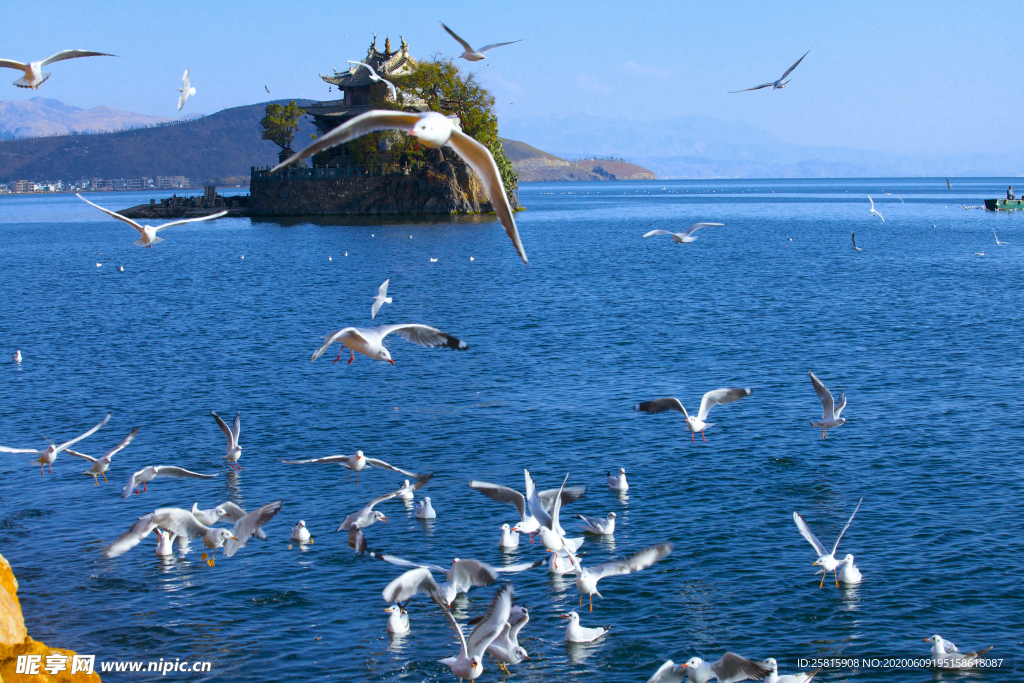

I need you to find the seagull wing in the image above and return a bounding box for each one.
[377,279,390,299]
[153,211,228,231]
[382,78,397,100]
[867,195,875,211]
[103,512,159,558]
[831,497,863,556]
[217,501,248,522]
[181,69,190,89]
[780,49,811,81]
[447,129,528,264]
[440,22,476,53]
[549,473,569,536]
[537,485,587,512]
[808,371,835,419]
[714,653,773,682]
[0,446,41,454]
[646,660,685,683]
[476,40,524,54]
[154,507,209,540]
[311,327,366,361]
[120,468,146,498]
[493,559,545,574]
[64,449,97,462]
[792,511,827,557]
[40,50,116,67]
[363,457,425,479]
[466,583,513,660]
[152,466,218,480]
[635,398,687,416]
[834,390,847,419]
[524,469,552,526]
[270,110,423,172]
[729,83,774,93]
[590,542,673,582]
[642,230,677,238]
[278,455,352,465]
[382,566,446,604]
[232,413,241,443]
[376,554,450,576]
[211,411,235,450]
[378,324,468,350]
[680,222,725,238]
[0,59,28,71]
[467,481,527,519]
[449,559,501,594]
[697,388,752,422]
[104,427,141,458]
[350,60,379,79]
[225,500,283,556]
[76,193,145,234]
[55,412,111,453]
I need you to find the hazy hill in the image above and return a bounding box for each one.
[0,97,202,139]
[0,99,316,185]
[501,138,655,181]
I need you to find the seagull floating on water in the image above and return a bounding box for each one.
[311,323,468,365]
[347,60,397,100]
[607,468,628,490]
[121,465,217,498]
[279,450,419,483]
[12,350,21,363]
[643,223,725,244]
[76,194,227,247]
[66,426,140,486]
[0,50,115,89]
[563,611,610,643]
[177,69,196,111]
[440,22,522,61]
[211,411,242,469]
[155,529,174,557]
[291,520,311,542]
[371,279,392,319]
[575,511,617,535]
[635,389,753,442]
[499,523,519,548]
[808,371,846,439]
[0,412,109,475]
[384,604,410,634]
[416,496,436,519]
[730,49,810,93]
[271,110,527,264]
[867,195,884,222]
[924,635,994,669]
[793,497,863,588]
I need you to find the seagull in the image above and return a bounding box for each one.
[339,476,432,553]
[635,389,753,442]
[575,511,617,535]
[499,523,519,548]
[371,279,392,319]
[385,604,410,634]
[347,60,397,99]
[155,529,174,557]
[265,85,271,94]
[76,194,227,247]
[416,496,437,519]
[730,49,810,92]
[190,501,265,540]
[836,554,862,584]
[808,371,846,438]
[396,479,416,500]
[868,195,884,222]
[562,611,609,643]
[291,520,311,542]
[279,450,419,483]
[0,50,116,89]
[481,605,531,673]
[760,658,821,683]
[642,223,725,244]
[646,660,687,683]
[573,542,673,611]
[468,470,587,537]
[851,231,863,251]
[994,231,1008,245]
[378,555,542,606]
[66,426,140,485]
[0,412,110,475]
[793,497,863,588]
[681,654,773,683]
[271,110,528,264]
[120,465,217,499]
[441,581,514,680]
[440,22,522,62]
[607,468,628,490]
[311,323,468,365]
[177,69,196,111]
[210,411,242,469]
[946,178,951,189]
[430,257,439,263]
[534,475,585,567]
[12,350,21,363]
[924,635,994,669]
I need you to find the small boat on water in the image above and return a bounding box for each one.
[985,185,1024,210]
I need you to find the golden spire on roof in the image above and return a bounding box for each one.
[384,37,391,53]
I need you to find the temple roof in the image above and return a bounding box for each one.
[320,35,416,88]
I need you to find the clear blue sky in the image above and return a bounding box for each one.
[2,0,1019,156]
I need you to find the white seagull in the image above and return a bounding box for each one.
[482,605,531,673]
[868,195,884,222]
[680,654,773,683]
[635,388,753,442]
[643,223,725,244]
[338,475,432,553]
[562,611,610,643]
[0,50,115,89]
[534,475,585,568]
[347,60,397,100]
[761,658,821,683]
[177,69,196,111]
[76,194,227,247]
[371,279,392,319]
[440,581,514,680]
[271,110,528,264]
[573,542,673,611]
[211,411,242,469]
[279,450,420,483]
[12,350,21,363]
[190,501,265,541]
[924,635,994,669]
[793,497,863,588]
[120,465,217,498]
[311,323,468,365]
[808,371,847,438]
[378,555,542,607]
[396,479,416,500]
[607,468,628,490]
[575,511,617,535]
[291,520,311,542]
[66,426,140,486]
[851,231,863,251]
[154,529,174,557]
[416,497,437,519]
[440,22,522,62]
[730,49,810,93]
[646,660,687,683]
[0,412,110,475]
[836,554,862,584]
[385,604,410,634]
[994,231,1008,245]
[468,470,587,537]
[498,523,519,548]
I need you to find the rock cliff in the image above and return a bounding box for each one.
[0,553,100,682]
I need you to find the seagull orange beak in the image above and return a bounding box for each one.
[380,516,388,522]
[388,359,395,365]
[560,614,570,619]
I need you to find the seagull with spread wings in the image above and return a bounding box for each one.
[271,110,527,264]
[793,497,863,588]
[440,22,522,62]
[310,323,468,365]
[808,371,846,439]
[730,49,810,93]
[0,412,110,475]
[868,195,885,222]
[177,68,196,111]
[337,475,432,553]
[210,411,242,469]
[279,450,420,483]
[573,542,673,611]
[678,654,773,683]
[76,194,227,247]
[66,426,139,486]
[377,554,542,606]
[468,468,587,537]
[120,465,217,498]
[347,60,397,99]
[643,223,725,244]
[0,50,115,89]
[371,279,392,319]
[635,389,753,442]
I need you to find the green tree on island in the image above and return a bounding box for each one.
[260,101,305,152]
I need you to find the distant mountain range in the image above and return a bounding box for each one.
[501,138,655,181]
[0,97,202,139]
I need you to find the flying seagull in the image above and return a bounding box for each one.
[279,450,420,484]
[808,371,846,439]
[643,223,725,244]
[793,497,863,588]
[210,411,242,470]
[440,22,522,61]
[177,69,196,111]
[265,85,270,94]
[635,389,753,442]
[730,49,810,93]
[270,110,528,264]
[372,279,392,319]
[946,178,951,190]
[0,413,110,475]
[867,195,884,222]
[347,60,397,100]
[76,194,227,247]
[311,323,467,365]
[678,654,773,683]
[121,465,217,498]
[66,426,140,486]
[0,50,115,89]
[851,231,863,251]
[994,231,1008,245]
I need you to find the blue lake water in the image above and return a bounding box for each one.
[0,179,1021,682]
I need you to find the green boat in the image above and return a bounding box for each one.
[985,186,1024,210]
